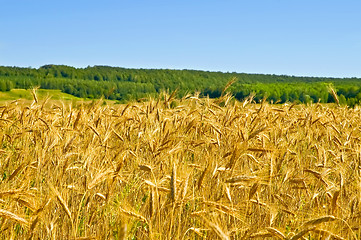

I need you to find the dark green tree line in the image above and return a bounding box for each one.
[0,65,361,105]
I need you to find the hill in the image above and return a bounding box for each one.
[0,65,361,105]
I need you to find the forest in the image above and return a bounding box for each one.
[0,64,361,106]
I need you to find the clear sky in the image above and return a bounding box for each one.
[1,0,361,77]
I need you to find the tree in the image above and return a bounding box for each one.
[0,80,6,91]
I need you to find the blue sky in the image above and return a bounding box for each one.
[1,0,361,77]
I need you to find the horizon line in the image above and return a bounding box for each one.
[0,64,360,80]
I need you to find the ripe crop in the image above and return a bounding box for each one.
[0,92,360,239]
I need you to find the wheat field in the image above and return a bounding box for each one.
[0,92,360,239]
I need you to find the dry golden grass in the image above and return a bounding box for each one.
[0,92,360,239]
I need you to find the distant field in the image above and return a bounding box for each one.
[0,89,81,102]
[0,93,360,239]
[0,89,118,108]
